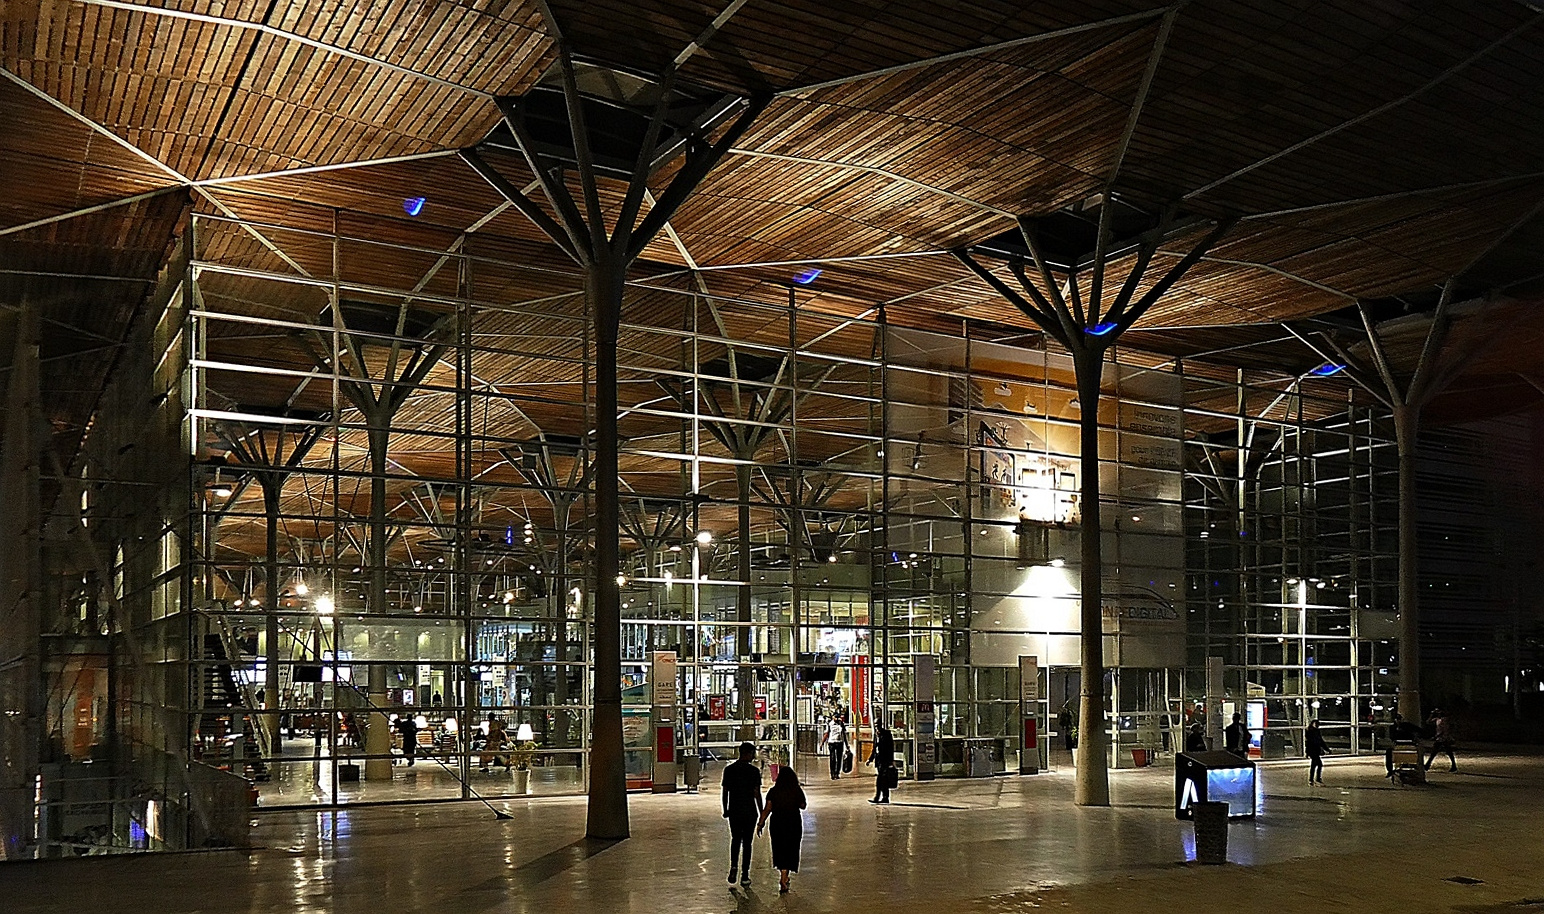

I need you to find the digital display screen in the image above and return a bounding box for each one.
[1206,767,1257,817]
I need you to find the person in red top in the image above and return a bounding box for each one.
[1424,710,1457,772]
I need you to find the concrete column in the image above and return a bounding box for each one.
[586,259,629,840]
[1072,346,1110,807]
[1393,404,1421,722]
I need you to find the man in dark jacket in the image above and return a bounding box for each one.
[396,714,419,766]
[721,742,763,886]
[868,726,896,804]
[1224,712,1250,757]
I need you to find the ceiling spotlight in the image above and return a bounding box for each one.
[695,531,713,545]
[995,381,1012,396]
[212,486,233,498]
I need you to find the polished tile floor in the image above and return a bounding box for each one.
[8,750,1541,913]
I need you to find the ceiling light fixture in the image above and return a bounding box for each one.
[792,267,822,285]
[403,197,426,217]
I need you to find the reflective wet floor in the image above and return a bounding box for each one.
[8,750,1542,914]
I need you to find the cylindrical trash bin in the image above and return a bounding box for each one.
[682,754,702,792]
[1193,801,1229,864]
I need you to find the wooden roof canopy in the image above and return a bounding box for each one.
[6,0,1544,469]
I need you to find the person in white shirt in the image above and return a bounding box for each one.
[825,716,847,779]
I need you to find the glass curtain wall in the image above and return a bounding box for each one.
[162,213,1400,813]
[1183,371,1399,758]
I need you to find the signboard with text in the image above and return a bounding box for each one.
[1019,655,1039,774]
[914,656,937,780]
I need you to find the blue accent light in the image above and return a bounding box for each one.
[1311,362,1346,376]
[792,268,822,285]
[504,525,514,546]
[1086,322,1119,336]
[403,197,426,217]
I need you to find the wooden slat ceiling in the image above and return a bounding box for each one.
[7,0,1544,470]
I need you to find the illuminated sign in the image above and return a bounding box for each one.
[1175,750,1257,819]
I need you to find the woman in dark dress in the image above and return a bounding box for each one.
[756,766,807,893]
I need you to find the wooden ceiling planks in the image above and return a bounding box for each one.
[8,0,1544,462]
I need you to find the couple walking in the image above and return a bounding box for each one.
[721,742,805,893]
[721,730,899,893]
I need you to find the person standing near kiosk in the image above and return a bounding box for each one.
[1224,712,1250,757]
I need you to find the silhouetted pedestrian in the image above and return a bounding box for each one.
[1185,723,1207,752]
[721,742,762,887]
[868,725,896,804]
[757,766,807,893]
[1225,712,1250,757]
[396,714,418,766]
[1424,709,1457,772]
[1306,719,1327,785]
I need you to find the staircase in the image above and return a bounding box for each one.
[198,623,270,781]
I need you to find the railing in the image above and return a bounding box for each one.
[202,611,272,763]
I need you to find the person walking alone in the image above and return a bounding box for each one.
[825,714,847,780]
[721,742,762,887]
[1305,719,1327,785]
[1424,709,1457,772]
[867,725,896,804]
[757,766,807,893]
[395,713,419,767]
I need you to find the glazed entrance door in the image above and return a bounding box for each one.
[1046,668,1081,770]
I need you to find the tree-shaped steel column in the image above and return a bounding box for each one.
[1287,285,1482,724]
[954,208,1232,806]
[503,436,593,749]
[661,354,834,738]
[297,303,452,781]
[462,48,767,838]
[215,416,325,754]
